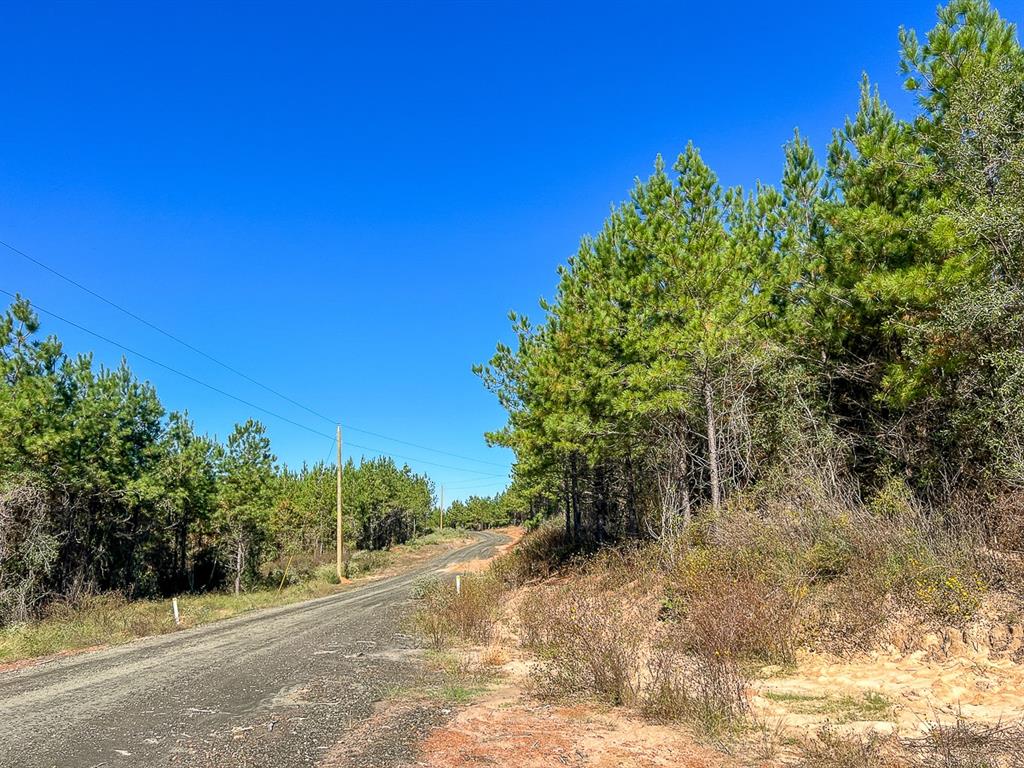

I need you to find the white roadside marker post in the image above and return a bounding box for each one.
[172,597,180,626]
[455,574,462,595]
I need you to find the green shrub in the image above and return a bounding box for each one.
[314,564,341,585]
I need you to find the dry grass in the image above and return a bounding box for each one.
[902,716,1024,768]
[478,645,508,667]
[643,633,749,736]
[665,562,800,665]
[791,718,1024,768]
[514,586,554,650]
[412,572,504,650]
[795,729,903,768]
[490,521,571,588]
[509,551,751,735]
[530,580,650,706]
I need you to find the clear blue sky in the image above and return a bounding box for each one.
[3,1,1021,501]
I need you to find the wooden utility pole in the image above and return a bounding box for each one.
[336,425,345,580]
[439,484,444,529]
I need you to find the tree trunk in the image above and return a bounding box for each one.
[569,454,582,542]
[176,513,189,591]
[704,376,721,512]
[594,463,607,542]
[625,453,639,537]
[234,539,243,596]
[678,415,692,526]
[559,476,569,539]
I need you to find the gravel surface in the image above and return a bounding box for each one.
[319,699,453,768]
[0,531,505,768]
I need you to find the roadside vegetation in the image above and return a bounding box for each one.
[416,515,1024,764]
[0,526,470,664]
[414,2,1024,765]
[0,305,519,647]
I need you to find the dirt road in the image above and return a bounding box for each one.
[0,531,506,768]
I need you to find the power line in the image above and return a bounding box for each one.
[0,239,335,424]
[1,238,509,469]
[339,423,509,469]
[346,441,503,477]
[0,288,506,479]
[444,477,509,490]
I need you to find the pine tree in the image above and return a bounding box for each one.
[217,420,277,595]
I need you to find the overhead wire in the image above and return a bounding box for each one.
[0,287,507,479]
[1,239,509,469]
[443,477,510,490]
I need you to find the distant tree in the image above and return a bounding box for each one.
[444,493,514,529]
[217,419,276,594]
[273,461,335,557]
[345,457,433,549]
[156,412,219,591]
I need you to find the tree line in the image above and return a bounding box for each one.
[479,1,1024,546]
[0,297,497,624]
[442,492,522,530]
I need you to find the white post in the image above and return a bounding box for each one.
[455,574,462,595]
[172,597,180,626]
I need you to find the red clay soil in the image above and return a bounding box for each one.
[413,685,738,768]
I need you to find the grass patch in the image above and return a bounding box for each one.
[850,692,894,720]
[396,649,497,705]
[763,690,826,704]
[0,580,346,663]
[812,692,893,723]
[763,690,893,722]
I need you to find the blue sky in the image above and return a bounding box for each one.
[3,1,1022,501]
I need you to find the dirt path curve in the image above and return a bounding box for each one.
[0,530,507,768]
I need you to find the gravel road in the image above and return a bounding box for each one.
[0,531,506,768]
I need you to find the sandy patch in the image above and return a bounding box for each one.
[754,645,1024,738]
